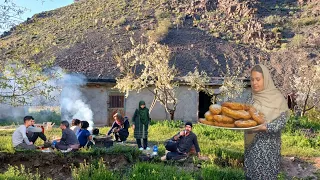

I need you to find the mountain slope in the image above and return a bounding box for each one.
[0,0,319,86]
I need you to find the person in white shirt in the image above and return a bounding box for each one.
[12,116,37,150]
[70,119,81,134]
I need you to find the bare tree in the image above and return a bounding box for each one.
[0,0,27,33]
[114,41,179,120]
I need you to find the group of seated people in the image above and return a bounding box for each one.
[12,114,201,161]
[12,116,93,151]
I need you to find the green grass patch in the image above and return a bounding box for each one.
[72,159,120,180]
[0,165,44,180]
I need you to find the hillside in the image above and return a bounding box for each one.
[0,0,319,91]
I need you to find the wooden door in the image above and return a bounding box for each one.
[107,94,125,126]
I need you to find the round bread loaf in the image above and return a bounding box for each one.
[199,118,215,125]
[212,115,234,123]
[213,121,236,128]
[222,102,251,110]
[204,111,214,121]
[234,120,258,128]
[209,104,222,115]
[221,107,251,119]
[248,107,265,124]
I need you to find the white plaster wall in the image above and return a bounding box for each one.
[125,86,199,122]
[78,84,252,126]
[80,86,109,126]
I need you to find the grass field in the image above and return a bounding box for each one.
[0,116,319,179]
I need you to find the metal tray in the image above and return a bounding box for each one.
[199,122,264,131]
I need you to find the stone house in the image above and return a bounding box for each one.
[60,27,264,126]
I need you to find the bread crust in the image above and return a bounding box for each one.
[212,115,234,123]
[199,118,215,125]
[209,104,222,115]
[221,107,251,119]
[213,121,236,128]
[222,102,251,110]
[248,107,265,124]
[234,120,258,128]
[204,111,214,121]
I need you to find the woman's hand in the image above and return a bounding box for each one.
[256,124,267,132]
[246,124,267,133]
[132,124,135,130]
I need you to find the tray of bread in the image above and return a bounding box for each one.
[198,102,265,130]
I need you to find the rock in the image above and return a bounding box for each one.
[34,160,41,167]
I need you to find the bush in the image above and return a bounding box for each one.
[214,147,244,167]
[264,15,283,25]
[293,17,320,27]
[29,110,61,125]
[0,110,61,126]
[72,159,119,180]
[285,115,320,133]
[129,162,195,180]
[151,120,184,128]
[201,164,244,180]
[148,18,172,42]
[289,34,305,48]
[306,109,320,123]
[105,145,141,162]
[0,165,41,180]
[113,17,126,27]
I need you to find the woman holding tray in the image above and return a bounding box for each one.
[245,64,289,180]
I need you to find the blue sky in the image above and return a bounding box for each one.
[17,0,74,20]
[1,0,73,32]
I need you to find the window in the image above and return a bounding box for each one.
[109,95,124,108]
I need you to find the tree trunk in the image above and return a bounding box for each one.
[302,86,311,116]
[169,110,175,120]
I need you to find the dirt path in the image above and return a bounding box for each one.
[281,157,320,179]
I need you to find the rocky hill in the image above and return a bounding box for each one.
[0,0,319,93]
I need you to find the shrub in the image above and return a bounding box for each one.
[148,18,172,42]
[201,164,244,180]
[113,17,126,27]
[129,162,195,180]
[72,159,119,180]
[214,147,244,167]
[264,15,283,25]
[293,17,320,27]
[152,120,184,128]
[155,9,171,20]
[105,145,141,162]
[0,165,42,180]
[289,34,305,48]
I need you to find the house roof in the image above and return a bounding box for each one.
[55,26,268,84]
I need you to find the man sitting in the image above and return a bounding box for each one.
[12,116,37,150]
[53,121,80,151]
[161,122,201,161]
[26,117,48,144]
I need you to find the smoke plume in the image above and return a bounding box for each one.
[60,73,94,131]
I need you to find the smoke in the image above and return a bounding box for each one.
[60,73,94,131]
[0,63,94,128]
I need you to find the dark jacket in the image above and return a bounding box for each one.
[107,119,130,137]
[61,128,79,146]
[171,131,200,154]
